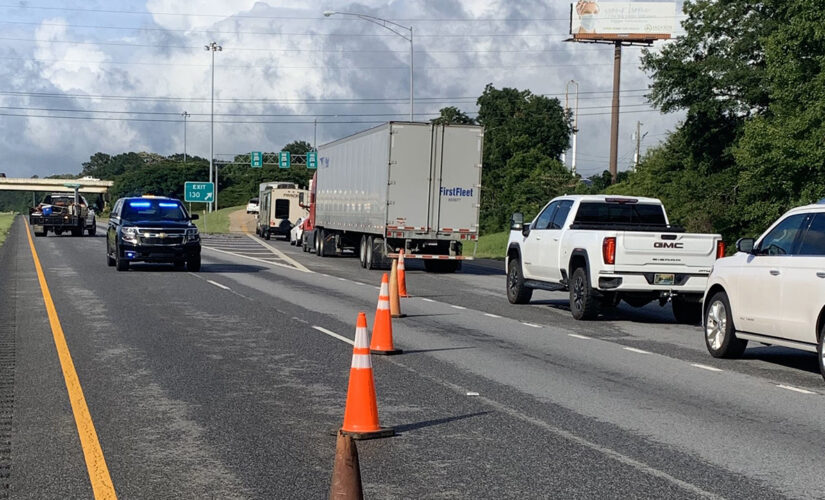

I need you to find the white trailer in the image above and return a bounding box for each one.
[256,182,308,240]
[308,122,483,272]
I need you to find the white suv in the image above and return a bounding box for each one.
[703,203,825,379]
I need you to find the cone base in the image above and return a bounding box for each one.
[370,348,403,356]
[391,313,406,318]
[340,426,395,440]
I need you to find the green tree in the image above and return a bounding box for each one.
[475,84,572,232]
[431,106,476,125]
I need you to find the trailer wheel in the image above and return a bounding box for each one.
[264,229,271,240]
[317,229,326,257]
[365,236,375,269]
[87,220,96,236]
[359,235,368,268]
[314,230,322,256]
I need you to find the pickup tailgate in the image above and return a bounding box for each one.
[615,232,720,271]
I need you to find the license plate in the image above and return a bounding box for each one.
[654,273,675,286]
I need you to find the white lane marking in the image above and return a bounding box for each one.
[691,363,722,373]
[291,316,309,324]
[337,277,347,281]
[451,305,466,310]
[484,313,502,318]
[521,322,542,328]
[204,246,309,272]
[354,282,366,286]
[623,347,651,354]
[421,298,435,303]
[381,359,720,499]
[245,233,312,273]
[777,384,815,395]
[568,334,590,340]
[312,326,354,346]
[207,280,230,290]
[466,392,480,396]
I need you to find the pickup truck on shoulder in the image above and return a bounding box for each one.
[506,195,725,323]
[29,192,97,237]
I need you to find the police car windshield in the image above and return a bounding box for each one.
[122,200,188,222]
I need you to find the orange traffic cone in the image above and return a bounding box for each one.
[329,430,363,500]
[370,274,402,355]
[389,259,405,318]
[398,249,409,298]
[341,312,394,440]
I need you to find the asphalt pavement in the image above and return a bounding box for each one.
[2,217,824,498]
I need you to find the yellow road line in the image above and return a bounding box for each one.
[24,224,117,499]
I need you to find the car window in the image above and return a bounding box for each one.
[121,200,188,222]
[112,200,122,218]
[550,201,574,229]
[574,202,668,225]
[757,213,807,256]
[797,213,825,256]
[533,202,559,230]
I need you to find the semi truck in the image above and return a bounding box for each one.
[303,122,483,272]
[255,182,308,240]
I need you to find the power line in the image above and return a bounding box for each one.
[0,4,687,22]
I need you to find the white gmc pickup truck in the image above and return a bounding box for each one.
[506,195,725,323]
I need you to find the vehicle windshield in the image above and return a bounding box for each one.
[122,199,188,222]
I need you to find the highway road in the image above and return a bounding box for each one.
[3,216,825,499]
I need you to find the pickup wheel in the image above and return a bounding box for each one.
[570,267,599,320]
[704,291,747,358]
[506,257,533,304]
[672,297,702,325]
[817,324,825,382]
[87,220,96,236]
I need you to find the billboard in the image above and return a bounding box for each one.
[570,2,676,41]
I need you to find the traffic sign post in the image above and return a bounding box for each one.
[279,151,291,169]
[250,151,263,168]
[307,151,317,169]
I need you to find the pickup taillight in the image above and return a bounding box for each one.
[716,240,726,259]
[603,237,616,265]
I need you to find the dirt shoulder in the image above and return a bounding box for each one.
[228,209,256,233]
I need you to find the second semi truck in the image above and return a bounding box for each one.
[303,122,483,272]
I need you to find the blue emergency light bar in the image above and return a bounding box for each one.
[128,202,152,208]
[158,203,179,208]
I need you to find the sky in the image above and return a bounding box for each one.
[0,0,686,179]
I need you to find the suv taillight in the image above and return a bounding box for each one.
[716,240,726,259]
[603,237,616,265]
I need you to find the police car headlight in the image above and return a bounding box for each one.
[122,227,138,243]
[185,228,199,242]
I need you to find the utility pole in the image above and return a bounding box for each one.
[314,118,317,150]
[181,111,190,163]
[566,80,579,177]
[609,41,622,184]
[205,41,222,212]
[633,121,647,171]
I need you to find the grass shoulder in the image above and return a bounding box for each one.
[190,205,242,234]
[0,213,16,247]
[474,231,509,260]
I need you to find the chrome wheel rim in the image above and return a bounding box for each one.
[705,300,727,351]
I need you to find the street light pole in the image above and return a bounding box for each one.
[324,10,414,121]
[205,41,222,212]
[181,111,190,163]
[565,80,579,177]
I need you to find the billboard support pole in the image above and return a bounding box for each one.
[609,41,622,185]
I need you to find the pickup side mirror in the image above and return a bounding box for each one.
[522,223,531,237]
[736,237,755,254]
[190,214,200,221]
[510,212,524,230]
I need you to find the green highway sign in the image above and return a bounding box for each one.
[307,151,317,169]
[279,151,291,169]
[250,151,263,168]
[184,181,214,203]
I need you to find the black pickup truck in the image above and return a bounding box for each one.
[29,193,97,237]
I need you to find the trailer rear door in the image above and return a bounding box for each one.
[387,124,432,231]
[431,125,482,233]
